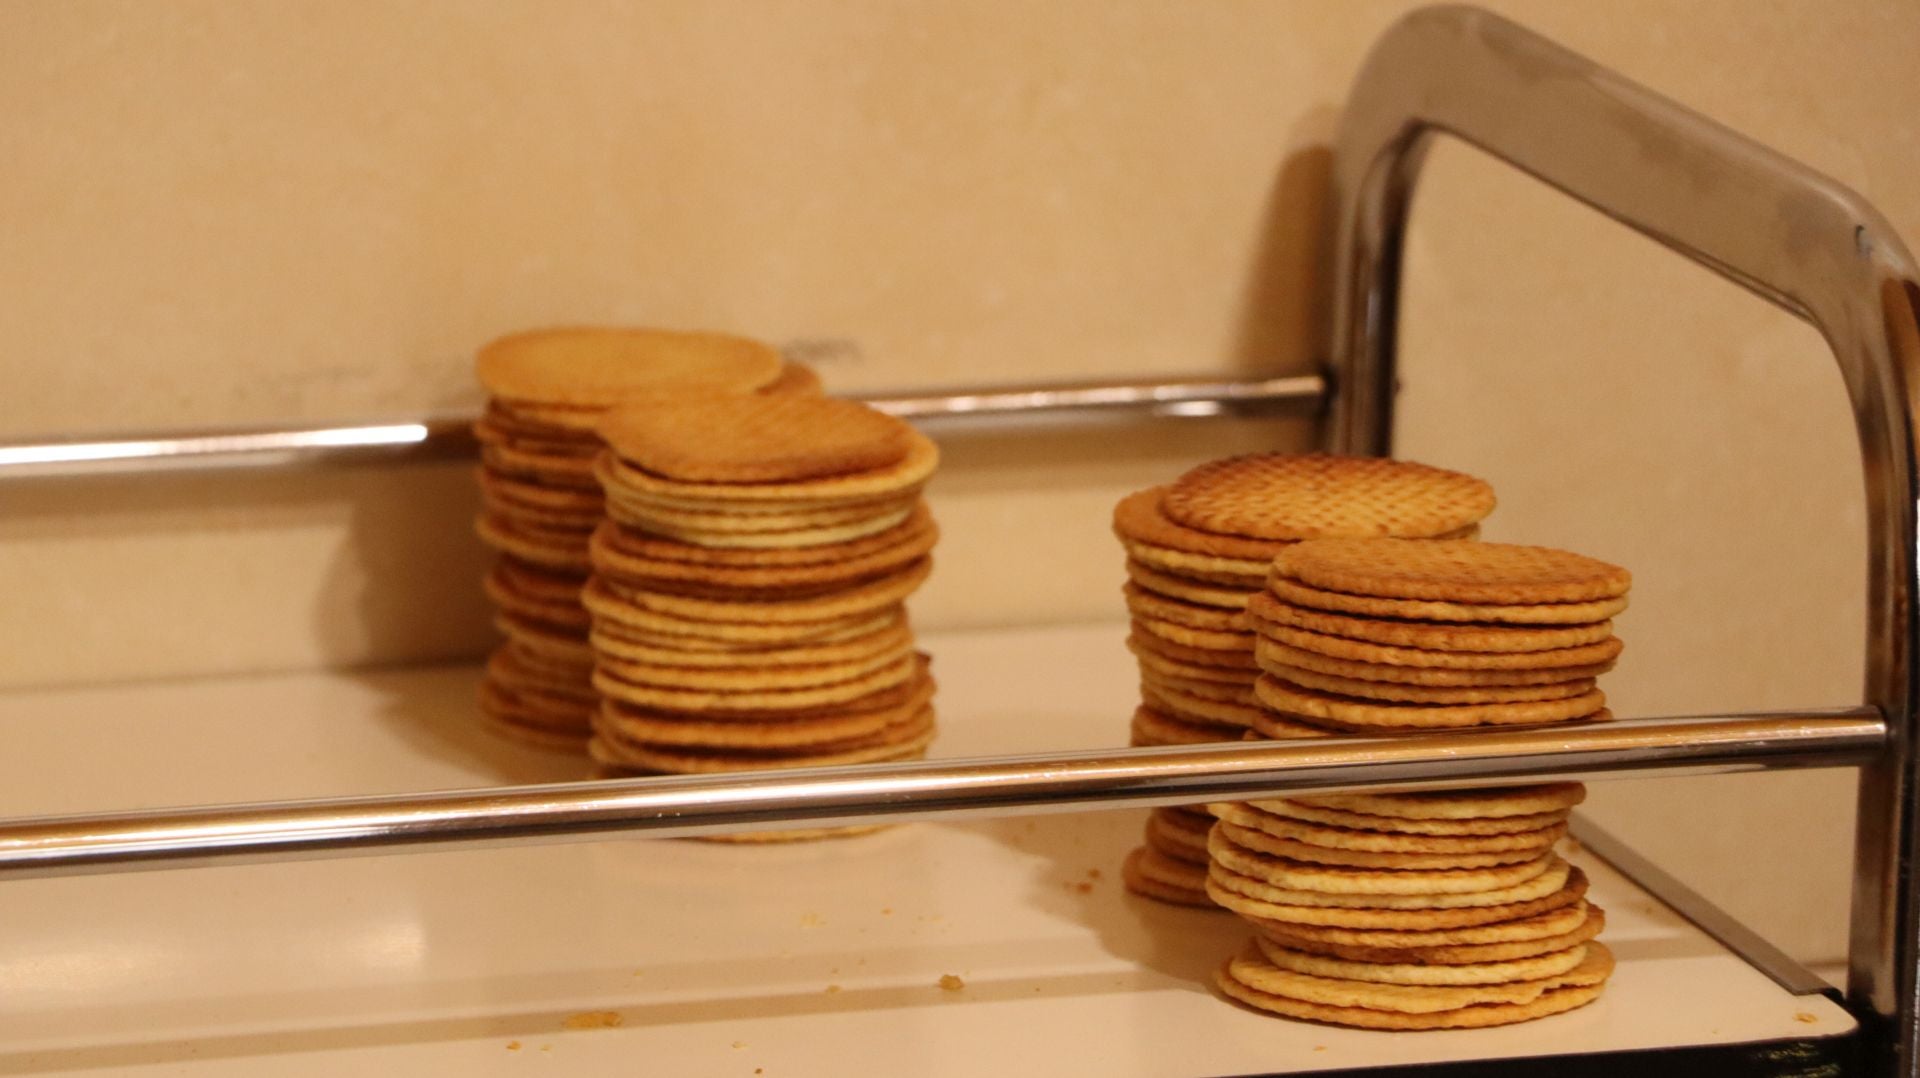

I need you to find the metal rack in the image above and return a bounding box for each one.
[2,5,1915,1074]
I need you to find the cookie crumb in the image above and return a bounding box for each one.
[881,907,893,916]
[1795,1012,1818,1024]
[506,1041,521,1051]
[1314,1046,1326,1052]
[1087,868,1102,879]
[732,1040,748,1050]
[562,1011,622,1030]
[825,984,842,994]
[1073,881,1093,894]
[799,913,824,928]
[938,973,965,991]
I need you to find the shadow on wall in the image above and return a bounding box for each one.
[1230,113,1336,379]
[0,461,495,689]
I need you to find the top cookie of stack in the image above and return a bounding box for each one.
[472,326,812,751]
[1116,453,1497,909]
[585,390,940,811]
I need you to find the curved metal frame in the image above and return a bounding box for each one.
[1325,5,1920,1072]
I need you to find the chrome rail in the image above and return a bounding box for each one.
[0,710,1882,880]
[0,373,1325,480]
[1325,5,1920,1071]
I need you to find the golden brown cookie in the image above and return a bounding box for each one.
[1259,662,1597,704]
[1206,867,1590,929]
[1268,575,1629,625]
[1206,801,1568,853]
[1254,675,1607,730]
[1112,487,1296,560]
[476,326,783,404]
[598,391,913,483]
[1275,538,1631,605]
[1254,621,1625,671]
[1247,591,1615,654]
[1256,638,1615,685]
[1161,454,1495,540]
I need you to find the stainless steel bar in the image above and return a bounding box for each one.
[1569,815,1834,998]
[0,373,1325,481]
[0,709,1881,881]
[1325,7,1920,1072]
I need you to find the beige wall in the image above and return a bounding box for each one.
[4,1,1917,964]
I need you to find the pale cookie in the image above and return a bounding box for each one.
[1255,936,1590,986]
[1216,822,1550,870]
[758,360,824,396]
[1129,706,1244,746]
[1205,867,1590,929]
[1269,575,1629,625]
[476,326,782,404]
[594,558,930,624]
[1131,641,1260,685]
[590,618,909,669]
[1216,943,1611,1027]
[480,710,593,752]
[595,636,913,692]
[1144,817,1211,867]
[598,426,938,503]
[475,514,594,574]
[1126,844,1212,894]
[1125,584,1247,632]
[479,443,602,488]
[1261,662,1597,705]
[1276,538,1631,605]
[1133,615,1254,652]
[593,652,916,713]
[598,390,912,483]
[1122,847,1220,908]
[1258,638,1616,685]
[1127,560,1255,609]
[597,701,905,749]
[1298,783,1586,821]
[1111,487,1296,561]
[1217,967,1606,1030]
[596,502,930,566]
[1255,675,1606,730]
[1208,802,1567,853]
[590,518,936,593]
[1119,538,1272,584]
[1256,907,1606,966]
[1247,711,1344,740]
[1207,859,1571,911]
[1129,630,1261,670]
[606,492,921,538]
[1162,454,1494,540]
[1249,901,1592,949]
[1208,830,1556,896]
[586,594,900,646]
[1247,592,1614,654]
[1141,682,1264,728]
[482,564,591,629]
[606,501,917,551]
[495,612,594,665]
[590,710,934,773]
[1255,622,1624,671]
[1246,798,1569,837]
[1141,672,1256,704]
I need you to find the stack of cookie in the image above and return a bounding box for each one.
[583,390,939,827]
[471,327,810,750]
[1213,537,1629,1028]
[1208,786,1612,1029]
[1116,455,1497,907]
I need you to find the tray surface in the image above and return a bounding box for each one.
[0,623,1853,1075]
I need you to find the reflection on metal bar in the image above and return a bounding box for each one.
[0,373,1326,480]
[1570,815,1835,998]
[0,709,1881,881]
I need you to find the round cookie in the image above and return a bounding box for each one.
[1268,575,1630,625]
[476,326,783,404]
[1254,622,1625,671]
[1254,675,1607,730]
[1112,487,1296,561]
[1275,538,1632,605]
[1247,592,1615,654]
[1207,801,1568,853]
[1161,454,1495,540]
[1259,662,1597,705]
[598,390,914,483]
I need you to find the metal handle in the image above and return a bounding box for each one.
[0,710,1882,880]
[1324,5,1920,1070]
[0,374,1325,480]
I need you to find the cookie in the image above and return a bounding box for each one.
[1254,675,1607,730]
[1215,942,1611,1027]
[591,617,909,669]
[1119,538,1272,584]
[1260,662,1597,704]
[1161,454,1495,541]
[1275,538,1631,605]
[476,326,783,404]
[1268,575,1629,626]
[1216,822,1551,870]
[1129,705,1245,746]
[1208,829,1558,896]
[1122,847,1220,908]
[598,391,914,483]
[758,360,824,396]
[1205,867,1590,929]
[1254,935,1591,986]
[1111,487,1296,561]
[1247,592,1614,654]
[1297,783,1587,820]
[594,651,918,713]
[1255,906,1606,965]
[1127,560,1255,609]
[1207,802,1567,853]
[598,427,938,504]
[1255,622,1625,671]
[1125,584,1247,632]
[1244,798,1569,837]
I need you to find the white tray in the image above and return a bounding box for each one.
[0,623,1853,1075]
